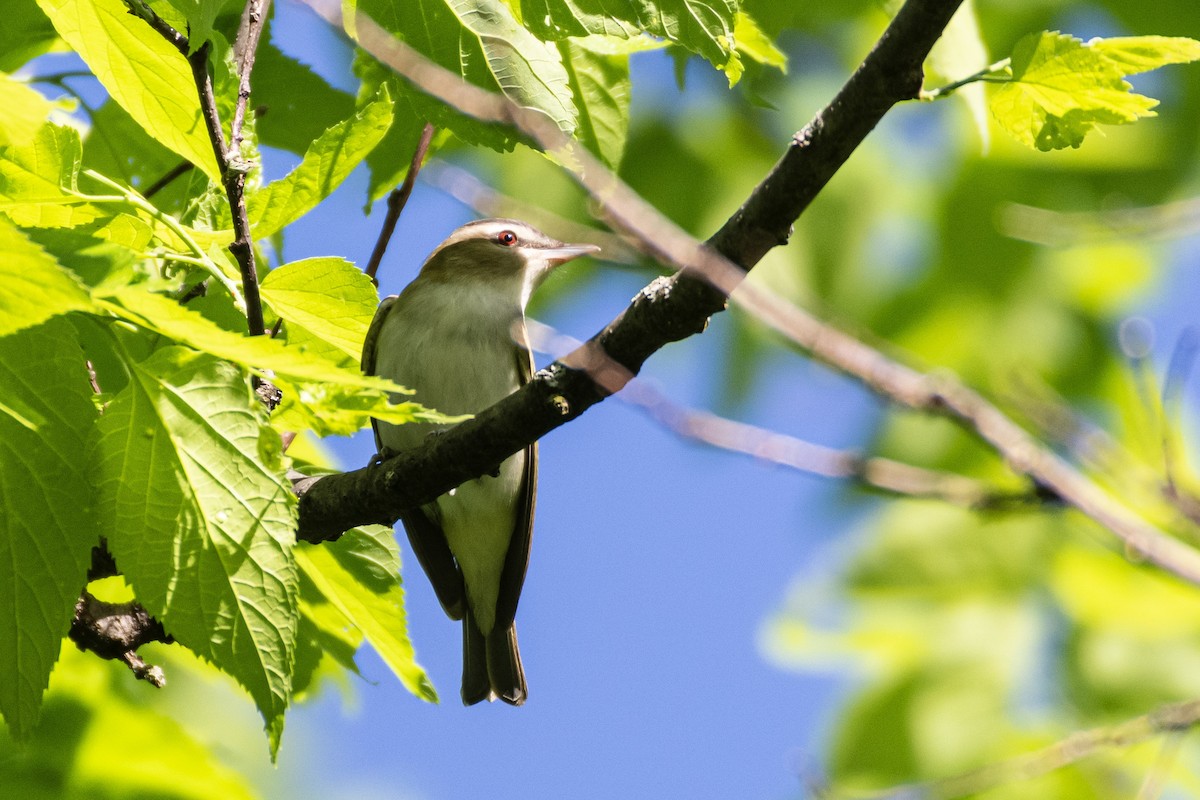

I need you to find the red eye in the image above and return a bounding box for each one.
[497,230,518,246]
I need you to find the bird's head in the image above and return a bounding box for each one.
[418,219,600,307]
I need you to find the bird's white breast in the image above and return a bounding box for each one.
[372,277,527,634]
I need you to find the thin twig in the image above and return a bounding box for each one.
[187,42,267,336]
[828,698,1200,799]
[526,320,1043,510]
[142,161,194,199]
[365,122,436,281]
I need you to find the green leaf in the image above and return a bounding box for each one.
[349,0,578,144]
[0,122,104,227]
[94,286,400,390]
[0,217,93,337]
[0,317,97,739]
[90,346,298,753]
[0,74,57,148]
[34,0,221,179]
[252,40,357,156]
[989,31,1200,151]
[160,0,234,49]
[82,99,193,207]
[1088,35,1200,76]
[0,0,62,73]
[519,0,737,71]
[559,38,631,169]
[732,11,787,72]
[926,0,987,147]
[247,91,394,239]
[260,257,379,363]
[92,287,449,438]
[296,526,437,702]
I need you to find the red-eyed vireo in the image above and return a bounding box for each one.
[362,218,600,705]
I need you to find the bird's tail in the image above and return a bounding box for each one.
[461,607,527,706]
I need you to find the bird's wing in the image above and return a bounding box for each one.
[362,294,398,455]
[495,323,537,629]
[363,294,465,621]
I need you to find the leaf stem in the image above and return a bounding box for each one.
[80,169,245,306]
[920,57,1011,100]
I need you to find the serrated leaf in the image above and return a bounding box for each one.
[989,31,1200,152]
[260,257,379,362]
[349,0,577,146]
[94,286,402,391]
[296,526,437,702]
[35,0,221,179]
[0,317,97,738]
[559,38,630,169]
[0,216,93,336]
[247,92,394,239]
[92,287,451,438]
[0,122,104,227]
[443,0,577,134]
[0,74,57,148]
[90,347,298,752]
[1088,35,1200,76]
[519,0,736,70]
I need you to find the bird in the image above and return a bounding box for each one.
[362,218,600,705]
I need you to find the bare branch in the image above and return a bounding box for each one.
[294,0,966,540]
[527,320,1044,510]
[291,0,1200,586]
[825,698,1200,799]
[142,160,194,199]
[69,590,173,687]
[365,122,436,282]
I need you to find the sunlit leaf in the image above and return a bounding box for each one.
[296,525,437,702]
[34,0,221,179]
[0,318,96,739]
[91,347,298,753]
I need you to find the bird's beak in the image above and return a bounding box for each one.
[540,243,601,267]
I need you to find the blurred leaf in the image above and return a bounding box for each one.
[252,39,357,156]
[34,0,221,179]
[559,38,631,168]
[91,346,298,754]
[0,645,260,799]
[733,11,787,71]
[0,74,57,147]
[927,0,989,147]
[0,318,96,739]
[0,0,62,72]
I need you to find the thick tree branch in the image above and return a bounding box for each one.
[292,0,1200,586]
[294,0,966,538]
